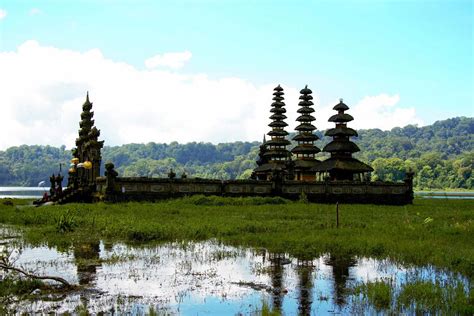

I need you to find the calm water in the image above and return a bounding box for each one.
[0,226,469,315]
[415,191,474,199]
[0,186,45,199]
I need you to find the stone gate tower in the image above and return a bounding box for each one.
[71,92,104,188]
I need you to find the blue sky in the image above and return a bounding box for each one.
[0,0,472,148]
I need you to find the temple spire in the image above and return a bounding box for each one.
[263,85,291,162]
[291,85,321,181]
[253,85,291,180]
[71,92,104,188]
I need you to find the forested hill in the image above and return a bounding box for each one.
[0,117,472,189]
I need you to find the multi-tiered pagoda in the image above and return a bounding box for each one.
[313,99,373,181]
[70,93,104,189]
[253,85,291,180]
[291,85,321,181]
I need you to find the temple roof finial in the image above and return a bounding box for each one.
[274,84,284,92]
[86,91,90,103]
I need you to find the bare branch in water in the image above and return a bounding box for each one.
[0,256,71,288]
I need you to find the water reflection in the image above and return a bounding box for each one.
[325,255,357,307]
[73,241,101,286]
[2,237,469,315]
[267,253,289,312]
[296,259,315,316]
[72,241,101,312]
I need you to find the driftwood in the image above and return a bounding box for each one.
[0,258,71,288]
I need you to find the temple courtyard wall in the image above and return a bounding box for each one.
[96,177,413,205]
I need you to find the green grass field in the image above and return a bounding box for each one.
[1,196,473,279]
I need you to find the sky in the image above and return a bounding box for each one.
[0,0,472,149]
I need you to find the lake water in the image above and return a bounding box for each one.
[0,226,469,315]
[0,186,46,199]
[415,191,474,199]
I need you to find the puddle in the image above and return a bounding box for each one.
[0,227,470,315]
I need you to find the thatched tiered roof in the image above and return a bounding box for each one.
[291,85,321,160]
[313,99,373,179]
[262,85,291,160]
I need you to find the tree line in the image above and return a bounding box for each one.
[0,117,472,190]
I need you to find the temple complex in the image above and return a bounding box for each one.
[36,85,414,206]
[291,85,321,181]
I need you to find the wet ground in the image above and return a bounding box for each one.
[0,226,469,315]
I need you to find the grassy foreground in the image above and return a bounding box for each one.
[0,196,473,279]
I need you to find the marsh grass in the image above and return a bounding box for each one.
[73,252,137,267]
[0,197,473,279]
[0,277,44,297]
[253,300,281,316]
[55,209,77,233]
[0,277,59,314]
[353,279,393,310]
[353,279,473,314]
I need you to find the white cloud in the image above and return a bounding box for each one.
[351,94,423,130]
[145,51,192,69]
[0,40,423,150]
[29,8,42,16]
[316,94,423,131]
[0,9,7,20]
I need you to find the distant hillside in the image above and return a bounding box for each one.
[0,117,472,189]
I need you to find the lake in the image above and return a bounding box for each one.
[0,186,46,199]
[0,225,469,315]
[415,191,474,199]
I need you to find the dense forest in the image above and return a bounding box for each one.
[0,117,472,190]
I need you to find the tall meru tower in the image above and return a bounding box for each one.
[253,85,291,180]
[291,85,321,181]
[313,99,373,181]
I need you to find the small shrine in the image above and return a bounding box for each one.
[291,85,321,181]
[313,99,373,180]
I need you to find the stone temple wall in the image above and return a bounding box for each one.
[96,177,413,205]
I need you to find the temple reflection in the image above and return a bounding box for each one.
[295,259,315,316]
[325,255,357,307]
[267,252,290,313]
[73,241,101,286]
